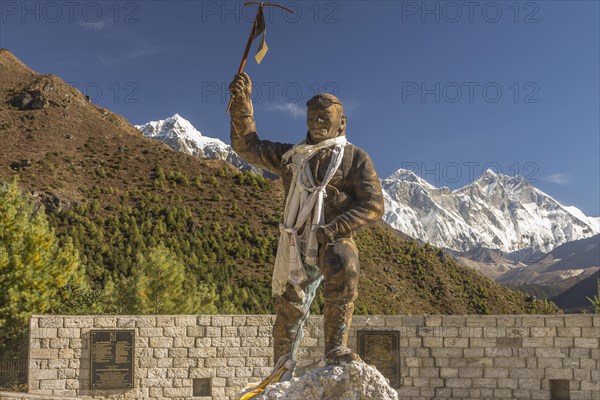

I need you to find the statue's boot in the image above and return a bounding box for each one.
[273,296,304,366]
[324,302,362,365]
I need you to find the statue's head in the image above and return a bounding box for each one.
[306,93,346,144]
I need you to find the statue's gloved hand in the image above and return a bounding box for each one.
[229,72,256,135]
[316,225,337,245]
[229,72,253,113]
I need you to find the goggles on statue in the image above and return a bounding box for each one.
[306,97,342,109]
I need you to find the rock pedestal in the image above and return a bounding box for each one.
[254,362,398,400]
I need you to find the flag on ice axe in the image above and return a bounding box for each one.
[226,2,294,112]
[252,6,268,64]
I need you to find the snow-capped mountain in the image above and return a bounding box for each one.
[383,169,600,256]
[135,114,259,173]
[136,115,599,263]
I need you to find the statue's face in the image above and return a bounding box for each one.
[306,98,346,143]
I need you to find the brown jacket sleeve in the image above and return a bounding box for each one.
[230,130,293,177]
[325,147,385,237]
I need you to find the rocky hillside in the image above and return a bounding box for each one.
[0,49,557,317]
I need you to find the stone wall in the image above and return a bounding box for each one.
[28,314,600,400]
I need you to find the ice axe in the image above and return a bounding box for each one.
[226,2,294,113]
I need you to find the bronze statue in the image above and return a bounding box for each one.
[229,72,384,367]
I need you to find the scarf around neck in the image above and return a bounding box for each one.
[272,135,348,299]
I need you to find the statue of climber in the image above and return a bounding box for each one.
[229,72,384,367]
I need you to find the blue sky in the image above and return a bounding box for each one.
[1,0,599,216]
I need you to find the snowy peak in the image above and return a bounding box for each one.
[383,169,436,190]
[382,169,599,256]
[135,114,264,175]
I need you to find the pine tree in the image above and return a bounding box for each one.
[0,180,87,357]
[124,245,218,314]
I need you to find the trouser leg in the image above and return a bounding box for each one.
[320,237,361,364]
[272,264,321,365]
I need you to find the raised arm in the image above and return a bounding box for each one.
[229,73,292,176]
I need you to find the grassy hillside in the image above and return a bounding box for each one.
[0,48,558,344]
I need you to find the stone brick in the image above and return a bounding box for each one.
[250,347,273,357]
[139,327,163,337]
[246,357,270,367]
[441,316,465,327]
[484,367,509,378]
[235,367,254,378]
[470,338,496,347]
[257,326,272,337]
[31,328,57,339]
[466,357,493,368]
[221,326,238,337]
[401,316,425,327]
[565,315,593,327]
[573,366,596,381]
[195,337,213,347]
[227,357,246,367]
[570,348,591,358]
[424,315,442,327]
[445,378,471,388]
[466,316,495,327]
[536,347,569,358]
[530,327,555,337]
[39,379,66,389]
[459,368,484,378]
[29,348,59,359]
[163,326,186,337]
[482,326,507,337]
[149,337,173,348]
[430,348,463,358]
[219,347,249,358]
[440,368,458,378]
[463,348,485,358]
[213,337,241,347]
[537,357,562,368]
[554,337,574,347]
[163,387,191,397]
[494,388,514,398]
[423,337,443,347]
[173,337,195,348]
[518,378,541,390]
[509,368,544,379]
[206,326,222,337]
[496,316,518,327]
[29,369,58,380]
[205,358,228,367]
[93,317,117,327]
[574,338,598,348]
[544,316,565,327]
[153,316,174,327]
[557,326,582,337]
[497,378,518,389]
[241,337,270,347]
[521,316,545,327]
[471,378,496,388]
[545,368,573,379]
[444,337,469,347]
[485,348,515,358]
[419,367,439,378]
[188,347,217,358]
[238,326,258,337]
[136,317,157,327]
[39,317,64,328]
[189,368,215,378]
[523,337,553,347]
[63,317,94,328]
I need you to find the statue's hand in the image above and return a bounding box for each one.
[229,72,252,105]
[316,225,336,245]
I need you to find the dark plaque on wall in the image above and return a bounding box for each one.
[357,330,400,387]
[90,330,135,389]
